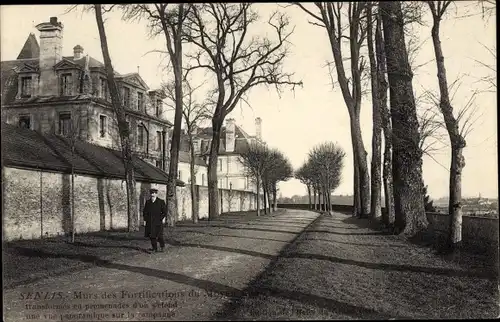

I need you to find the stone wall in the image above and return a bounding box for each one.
[2,166,262,241]
[426,212,499,248]
[277,203,499,248]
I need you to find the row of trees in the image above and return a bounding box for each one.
[239,143,293,216]
[293,1,494,251]
[295,142,346,213]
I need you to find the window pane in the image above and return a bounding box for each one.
[137,125,143,146]
[21,77,32,97]
[156,131,162,150]
[60,74,72,96]
[138,92,144,111]
[99,115,106,137]
[59,113,71,136]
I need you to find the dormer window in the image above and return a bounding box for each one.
[123,87,131,108]
[21,76,32,98]
[137,125,144,147]
[60,73,72,96]
[99,77,107,99]
[59,112,72,136]
[156,99,162,117]
[138,92,144,112]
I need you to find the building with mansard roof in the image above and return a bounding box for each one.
[1,17,173,169]
[179,117,264,192]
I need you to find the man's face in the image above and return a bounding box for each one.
[151,191,157,198]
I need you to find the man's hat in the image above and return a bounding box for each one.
[150,184,160,193]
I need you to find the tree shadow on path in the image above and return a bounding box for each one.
[285,252,498,280]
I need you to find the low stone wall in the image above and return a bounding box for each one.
[426,212,499,247]
[277,203,499,246]
[2,166,262,241]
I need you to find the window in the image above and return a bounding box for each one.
[60,73,72,96]
[156,99,162,117]
[123,87,131,107]
[202,174,205,186]
[59,113,72,136]
[227,158,231,172]
[99,77,107,99]
[99,115,107,138]
[218,178,223,188]
[218,158,222,171]
[18,114,31,129]
[21,76,32,97]
[193,139,200,153]
[137,125,144,147]
[156,131,162,150]
[156,160,161,168]
[137,92,144,111]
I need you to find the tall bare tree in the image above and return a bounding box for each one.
[162,78,211,223]
[427,0,464,249]
[122,4,190,227]
[182,4,302,219]
[295,2,371,217]
[95,4,139,231]
[426,0,481,250]
[380,1,428,236]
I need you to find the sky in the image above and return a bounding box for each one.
[1,3,497,199]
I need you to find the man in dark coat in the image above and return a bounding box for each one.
[143,188,167,253]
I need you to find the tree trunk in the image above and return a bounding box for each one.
[189,137,198,223]
[350,116,370,217]
[313,187,317,210]
[367,4,383,219]
[71,166,75,243]
[272,184,278,212]
[256,175,261,216]
[321,2,370,219]
[430,11,466,249]
[353,151,360,216]
[266,184,272,214]
[208,120,222,220]
[263,184,268,215]
[307,185,312,209]
[163,6,185,227]
[381,1,427,236]
[375,12,395,227]
[95,4,138,232]
[323,189,327,212]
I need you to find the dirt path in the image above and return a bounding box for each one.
[220,212,499,320]
[3,209,319,322]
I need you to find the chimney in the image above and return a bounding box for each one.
[73,45,84,60]
[255,117,262,141]
[225,118,236,152]
[36,17,63,96]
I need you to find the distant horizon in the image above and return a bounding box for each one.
[278,192,499,201]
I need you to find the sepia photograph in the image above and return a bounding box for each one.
[1,2,498,321]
